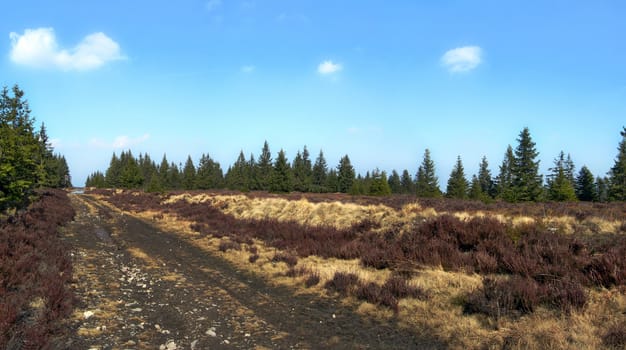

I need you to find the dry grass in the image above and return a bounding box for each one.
[99,192,626,349]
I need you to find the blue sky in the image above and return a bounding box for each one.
[2,1,625,186]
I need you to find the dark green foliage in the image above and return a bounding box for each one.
[446,156,469,199]
[85,171,106,188]
[596,176,609,202]
[512,127,543,201]
[368,169,392,196]
[468,175,485,201]
[496,145,516,201]
[575,166,596,201]
[400,169,415,194]
[182,155,196,190]
[326,169,339,192]
[0,85,70,210]
[226,151,250,191]
[254,141,273,191]
[477,156,495,198]
[337,155,355,193]
[271,149,293,193]
[608,127,626,201]
[119,151,143,189]
[547,151,577,201]
[292,146,312,192]
[388,170,402,194]
[196,153,223,189]
[415,149,441,198]
[311,150,328,192]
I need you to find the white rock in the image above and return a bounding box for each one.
[206,328,217,337]
[83,311,95,319]
[223,340,230,344]
[155,324,161,330]
[190,340,198,350]
[245,333,251,337]
[165,340,177,350]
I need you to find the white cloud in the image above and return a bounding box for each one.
[206,0,222,12]
[240,65,255,73]
[90,134,150,149]
[441,46,482,73]
[318,60,342,74]
[9,27,124,71]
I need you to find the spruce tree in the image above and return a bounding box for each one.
[388,170,402,194]
[547,151,577,201]
[445,156,469,199]
[312,150,328,192]
[368,169,392,196]
[337,155,355,193]
[415,149,441,197]
[326,169,339,192]
[608,127,626,201]
[105,153,122,188]
[575,166,596,201]
[596,176,609,202]
[292,146,313,192]
[167,162,182,190]
[400,169,414,194]
[496,146,515,201]
[225,151,250,191]
[255,141,273,191]
[158,155,170,188]
[271,149,293,192]
[468,175,484,200]
[196,154,223,189]
[182,155,197,190]
[512,127,543,201]
[477,156,495,198]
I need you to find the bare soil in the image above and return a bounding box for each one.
[61,194,443,349]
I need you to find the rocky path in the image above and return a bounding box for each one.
[61,194,442,349]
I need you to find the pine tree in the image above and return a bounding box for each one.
[415,149,441,197]
[326,169,339,192]
[255,141,273,191]
[85,171,106,188]
[196,153,224,189]
[575,166,596,201]
[388,170,402,194]
[182,155,197,190]
[138,153,157,188]
[271,149,293,193]
[312,150,328,192]
[477,156,495,198]
[225,151,250,191]
[105,153,122,188]
[608,127,626,201]
[547,151,577,201]
[512,127,543,201]
[158,154,170,188]
[119,151,143,188]
[167,162,181,189]
[496,145,516,201]
[368,169,392,196]
[337,155,355,193]
[468,175,484,200]
[400,169,414,194]
[292,146,313,192]
[446,156,469,199]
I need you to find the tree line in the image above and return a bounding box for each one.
[87,127,626,202]
[1,85,71,211]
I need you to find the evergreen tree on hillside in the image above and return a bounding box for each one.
[369,169,392,196]
[496,146,515,201]
[575,166,596,201]
[86,171,106,188]
[167,162,181,189]
[337,155,355,193]
[547,151,577,201]
[292,146,313,192]
[468,175,484,200]
[0,85,45,208]
[138,153,157,188]
[225,151,250,191]
[446,156,469,199]
[195,154,223,190]
[158,155,170,188]
[608,127,626,201]
[119,151,143,189]
[255,141,273,191]
[182,155,197,190]
[415,149,441,197]
[388,170,402,194]
[477,156,495,198]
[326,169,339,192]
[271,149,293,192]
[512,127,543,201]
[400,169,414,194]
[105,153,121,188]
[312,150,328,192]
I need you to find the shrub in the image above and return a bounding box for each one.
[304,272,320,287]
[324,272,360,296]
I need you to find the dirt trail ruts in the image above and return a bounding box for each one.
[62,194,444,349]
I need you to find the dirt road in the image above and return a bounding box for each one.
[61,194,443,349]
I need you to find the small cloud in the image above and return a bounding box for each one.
[9,27,124,71]
[240,65,255,73]
[318,60,342,75]
[441,46,482,73]
[206,0,222,12]
[90,134,150,149]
